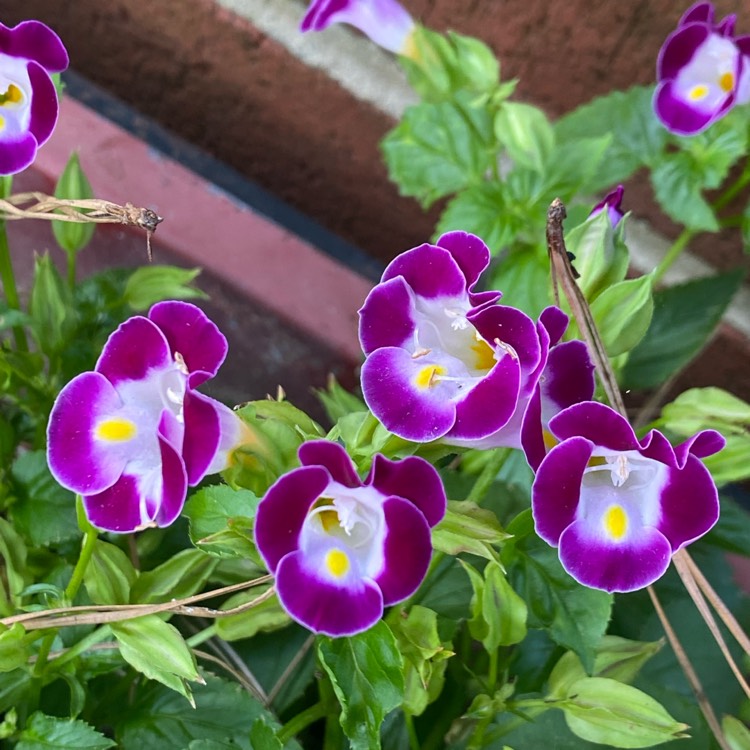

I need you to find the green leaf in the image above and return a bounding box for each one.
[381,95,495,208]
[10,450,79,546]
[706,496,750,555]
[117,674,289,750]
[29,253,74,355]
[504,510,612,672]
[124,266,206,311]
[17,712,114,750]
[481,560,528,649]
[183,485,259,559]
[0,623,31,671]
[622,270,744,390]
[495,102,555,173]
[436,181,526,254]
[249,717,283,750]
[215,585,290,641]
[315,377,366,424]
[723,715,750,750]
[52,152,95,255]
[112,615,200,703]
[0,516,28,612]
[130,548,218,603]
[488,247,552,319]
[431,500,510,560]
[560,677,689,748]
[588,274,653,358]
[84,540,137,605]
[318,620,405,750]
[545,135,613,197]
[651,152,719,231]
[555,86,667,192]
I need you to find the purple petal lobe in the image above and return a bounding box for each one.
[541,340,595,420]
[83,474,144,533]
[275,551,383,636]
[435,231,490,291]
[375,497,432,605]
[368,454,446,527]
[559,521,672,593]
[550,402,638,451]
[26,61,58,147]
[96,316,171,385]
[520,389,546,471]
[0,21,68,71]
[254,466,330,571]
[532,437,593,545]
[359,276,415,354]
[182,390,222,485]
[674,429,726,463]
[47,371,129,495]
[0,132,36,175]
[658,24,710,80]
[153,427,188,527]
[299,440,361,488]
[382,244,468,300]
[539,306,569,347]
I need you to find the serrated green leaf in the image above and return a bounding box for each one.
[381,95,495,208]
[249,717,283,750]
[183,485,258,559]
[17,712,114,750]
[561,677,689,748]
[495,102,555,173]
[488,247,552,319]
[318,620,404,750]
[555,86,667,192]
[84,540,137,605]
[124,266,206,311]
[588,274,653,357]
[52,152,95,255]
[130,548,218,603]
[10,450,79,546]
[622,270,744,390]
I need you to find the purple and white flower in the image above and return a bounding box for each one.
[301,0,416,56]
[359,232,589,451]
[254,440,446,636]
[654,2,750,135]
[0,20,68,174]
[47,301,238,533]
[589,185,625,229]
[532,401,724,593]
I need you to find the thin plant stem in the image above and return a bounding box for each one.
[319,671,344,750]
[267,633,315,707]
[652,228,694,285]
[487,648,499,693]
[277,701,327,745]
[65,519,99,602]
[47,625,112,670]
[713,157,750,212]
[404,711,420,750]
[186,623,218,649]
[66,251,76,292]
[466,448,510,505]
[0,221,27,351]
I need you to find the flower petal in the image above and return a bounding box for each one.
[47,371,130,495]
[674,429,726,463]
[153,424,189,527]
[359,276,415,354]
[275,550,383,636]
[83,473,144,533]
[658,23,710,80]
[550,402,638,452]
[540,340,595,422]
[254,466,330,571]
[382,243,470,300]
[654,79,720,135]
[374,496,433,605]
[96,315,171,386]
[182,389,222,485]
[558,521,672,593]
[0,130,36,174]
[532,436,593,545]
[0,21,68,71]
[367,454,446,527]
[539,306,569,347]
[435,231,491,292]
[149,301,228,387]
[298,440,361,488]
[26,61,58,147]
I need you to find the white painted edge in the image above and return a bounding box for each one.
[217,0,750,339]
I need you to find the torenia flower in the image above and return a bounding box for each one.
[654,2,750,135]
[48,301,237,533]
[359,231,557,445]
[0,20,68,174]
[532,401,724,593]
[589,185,625,229]
[300,0,416,56]
[254,440,446,636]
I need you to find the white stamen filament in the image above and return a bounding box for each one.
[494,338,518,361]
[174,351,189,375]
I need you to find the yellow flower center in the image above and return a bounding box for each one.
[688,83,709,101]
[719,71,735,92]
[0,84,23,107]
[325,548,350,578]
[415,364,446,389]
[95,417,137,442]
[471,336,496,371]
[603,504,628,541]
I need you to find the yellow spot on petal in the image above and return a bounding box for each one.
[319,509,340,532]
[0,115,4,132]
[415,364,446,389]
[719,71,735,92]
[95,417,137,442]
[603,505,628,541]
[0,83,23,107]
[542,430,558,451]
[688,83,709,101]
[325,548,350,578]
[471,335,496,372]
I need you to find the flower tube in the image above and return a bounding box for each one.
[254,440,446,636]
[300,0,416,55]
[532,401,724,593]
[654,2,750,135]
[47,301,236,533]
[0,20,68,174]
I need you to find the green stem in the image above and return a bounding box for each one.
[65,520,99,602]
[277,701,327,745]
[713,157,750,212]
[319,672,343,750]
[66,250,76,292]
[652,228,694,285]
[47,625,112,670]
[0,221,27,351]
[487,648,499,693]
[466,448,510,505]
[186,624,218,649]
[404,711,420,750]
